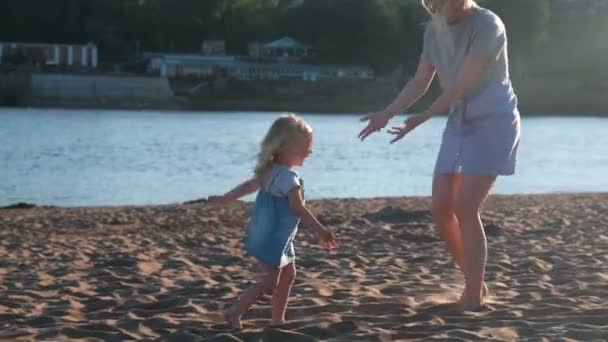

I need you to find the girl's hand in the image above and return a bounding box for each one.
[318,228,337,251]
[358,110,392,141]
[387,113,431,144]
[207,195,228,205]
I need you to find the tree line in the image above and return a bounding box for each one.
[2,0,605,79]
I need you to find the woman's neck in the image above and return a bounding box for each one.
[447,5,477,25]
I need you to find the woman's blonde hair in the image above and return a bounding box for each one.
[254,113,312,181]
[421,0,477,16]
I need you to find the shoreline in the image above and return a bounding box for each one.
[3,191,607,210]
[3,102,608,117]
[4,70,608,115]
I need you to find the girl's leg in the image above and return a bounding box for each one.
[433,174,489,298]
[225,262,280,329]
[453,174,496,310]
[270,262,296,324]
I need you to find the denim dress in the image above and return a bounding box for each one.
[245,165,302,268]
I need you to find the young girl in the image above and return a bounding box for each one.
[208,113,337,329]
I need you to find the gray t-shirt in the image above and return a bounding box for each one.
[421,7,518,120]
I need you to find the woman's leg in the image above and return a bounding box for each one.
[225,262,280,329]
[433,174,489,299]
[432,174,465,269]
[271,262,296,324]
[453,174,496,310]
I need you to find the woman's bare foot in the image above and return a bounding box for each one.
[270,319,287,326]
[224,308,242,329]
[457,286,485,312]
[457,295,483,311]
[482,282,490,300]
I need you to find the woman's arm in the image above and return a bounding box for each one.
[384,58,437,118]
[359,58,436,141]
[421,55,488,118]
[387,55,490,143]
[208,178,260,204]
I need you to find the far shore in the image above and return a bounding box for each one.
[3,99,608,117]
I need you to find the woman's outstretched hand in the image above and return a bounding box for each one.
[387,113,431,144]
[358,111,391,141]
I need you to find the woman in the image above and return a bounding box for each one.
[359,0,520,310]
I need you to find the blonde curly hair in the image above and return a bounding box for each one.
[254,113,312,181]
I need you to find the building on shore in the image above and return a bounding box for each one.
[248,37,314,60]
[0,42,98,68]
[141,36,371,82]
[142,53,372,81]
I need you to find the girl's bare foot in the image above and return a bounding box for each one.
[224,308,242,329]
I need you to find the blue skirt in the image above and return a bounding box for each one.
[244,188,299,268]
[435,111,520,176]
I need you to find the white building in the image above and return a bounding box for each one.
[0,42,98,68]
[142,53,373,81]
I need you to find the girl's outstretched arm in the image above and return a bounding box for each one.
[208,178,260,204]
[287,188,337,250]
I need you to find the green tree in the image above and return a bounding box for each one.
[0,0,556,72]
[480,0,551,76]
[217,0,282,54]
[281,0,406,73]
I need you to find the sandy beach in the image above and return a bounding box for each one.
[1,193,607,341]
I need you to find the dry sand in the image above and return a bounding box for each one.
[0,194,607,341]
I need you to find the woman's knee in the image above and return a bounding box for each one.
[432,199,455,226]
[454,175,496,221]
[454,196,480,222]
[432,174,461,226]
